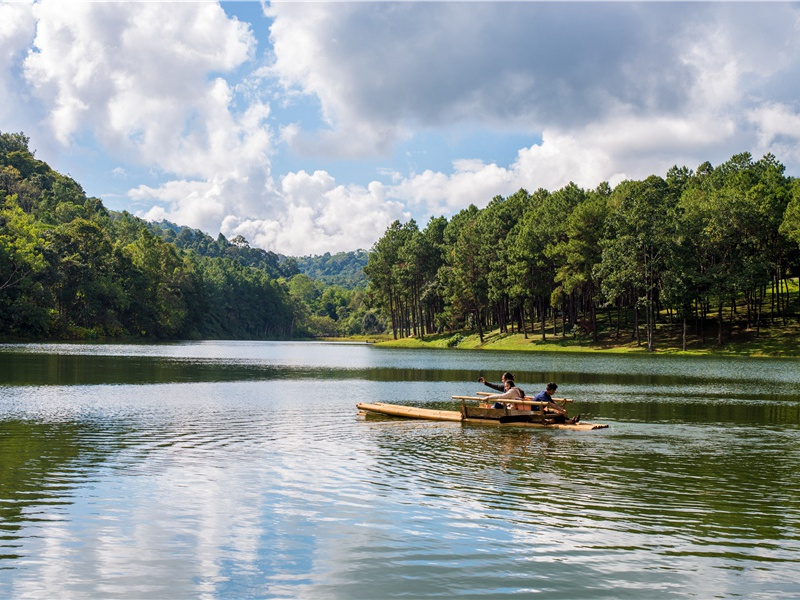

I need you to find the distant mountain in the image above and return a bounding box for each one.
[148,221,367,288]
[147,220,299,280]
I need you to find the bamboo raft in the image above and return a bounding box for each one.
[357,394,608,430]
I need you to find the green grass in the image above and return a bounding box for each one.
[328,278,800,357]
[374,324,800,357]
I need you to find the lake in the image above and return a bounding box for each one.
[1,341,799,599]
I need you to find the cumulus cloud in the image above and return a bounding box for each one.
[12,0,282,242]
[23,1,257,165]
[265,3,764,155]
[3,1,800,256]
[0,1,36,126]
[243,1,800,252]
[223,170,408,256]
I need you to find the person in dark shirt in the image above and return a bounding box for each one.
[533,382,580,424]
[478,372,515,393]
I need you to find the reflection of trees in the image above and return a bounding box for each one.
[365,418,800,563]
[589,400,800,426]
[0,352,286,386]
[0,420,122,558]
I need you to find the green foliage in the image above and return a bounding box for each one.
[293,250,368,289]
[446,334,464,348]
[365,155,800,351]
[148,220,296,280]
[5,127,799,348]
[0,196,50,335]
[779,180,800,247]
[0,130,298,341]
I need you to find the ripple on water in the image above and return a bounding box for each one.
[2,350,800,599]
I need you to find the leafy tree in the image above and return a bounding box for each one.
[552,187,609,340]
[364,220,405,338]
[46,218,123,335]
[0,196,49,335]
[780,180,800,247]
[598,176,675,350]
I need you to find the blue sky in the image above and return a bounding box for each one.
[2,1,800,256]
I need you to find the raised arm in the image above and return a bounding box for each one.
[479,377,505,392]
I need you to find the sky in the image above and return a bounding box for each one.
[2,1,800,257]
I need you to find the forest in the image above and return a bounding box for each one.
[5,126,800,350]
[365,152,800,350]
[0,131,372,341]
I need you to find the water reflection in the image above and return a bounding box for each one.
[3,346,800,405]
[0,343,799,598]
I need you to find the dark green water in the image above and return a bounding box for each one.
[1,342,798,598]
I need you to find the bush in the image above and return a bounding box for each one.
[446,334,463,348]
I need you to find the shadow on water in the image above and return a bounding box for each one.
[3,350,800,390]
[0,352,702,386]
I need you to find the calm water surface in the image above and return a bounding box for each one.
[1,341,799,599]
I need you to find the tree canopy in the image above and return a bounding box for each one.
[0,131,295,340]
[365,153,800,350]
[4,128,799,349]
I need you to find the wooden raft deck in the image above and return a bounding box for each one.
[356,402,608,430]
[356,402,463,422]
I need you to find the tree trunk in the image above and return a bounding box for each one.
[540,297,547,341]
[682,317,687,351]
[389,293,397,340]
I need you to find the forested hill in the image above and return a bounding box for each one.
[147,220,299,280]
[293,251,368,289]
[0,131,295,340]
[148,221,368,290]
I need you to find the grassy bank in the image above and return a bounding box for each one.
[369,320,800,358]
[351,278,800,358]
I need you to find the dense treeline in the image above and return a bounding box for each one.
[147,222,375,337]
[149,220,299,280]
[8,125,800,349]
[365,153,800,350]
[0,131,294,340]
[293,250,368,289]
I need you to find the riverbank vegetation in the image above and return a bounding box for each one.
[0,131,384,341]
[365,153,800,354]
[4,128,800,355]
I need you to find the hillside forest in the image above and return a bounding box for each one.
[4,128,800,351]
[0,131,373,341]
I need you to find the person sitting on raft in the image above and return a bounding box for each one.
[534,382,580,424]
[482,379,526,409]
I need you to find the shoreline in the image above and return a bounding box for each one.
[4,329,799,358]
[348,327,800,358]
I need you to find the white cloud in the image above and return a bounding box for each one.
[0,1,36,125]
[223,170,408,255]
[23,1,258,164]
[3,1,800,257]
[748,102,800,167]
[243,1,800,253]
